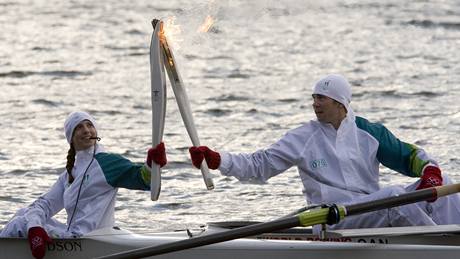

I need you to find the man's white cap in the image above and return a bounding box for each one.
[64,111,98,144]
[312,74,352,111]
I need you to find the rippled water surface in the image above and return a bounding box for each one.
[1,0,460,232]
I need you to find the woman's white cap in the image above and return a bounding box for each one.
[312,74,352,110]
[64,111,98,144]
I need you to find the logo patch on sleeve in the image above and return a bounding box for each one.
[310,159,328,169]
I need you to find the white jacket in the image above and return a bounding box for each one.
[8,144,150,237]
[219,109,436,205]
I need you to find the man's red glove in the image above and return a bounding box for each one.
[189,146,221,170]
[28,227,52,259]
[147,142,167,168]
[416,165,443,202]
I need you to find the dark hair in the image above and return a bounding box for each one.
[66,144,76,184]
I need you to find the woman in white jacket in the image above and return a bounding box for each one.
[189,74,460,232]
[0,111,167,259]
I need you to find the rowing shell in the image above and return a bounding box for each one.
[149,20,167,201]
[2,225,460,259]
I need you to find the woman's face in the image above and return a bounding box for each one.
[72,120,97,151]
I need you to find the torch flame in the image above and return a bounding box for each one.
[198,15,215,33]
[159,14,215,51]
[160,16,183,50]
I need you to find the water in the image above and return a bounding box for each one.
[1,0,460,233]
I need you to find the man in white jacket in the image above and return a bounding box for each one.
[189,74,460,231]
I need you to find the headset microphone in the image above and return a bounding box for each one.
[89,137,101,141]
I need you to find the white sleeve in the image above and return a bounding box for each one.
[24,172,66,230]
[218,127,307,182]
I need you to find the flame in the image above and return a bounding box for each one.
[159,15,215,51]
[160,16,183,50]
[198,15,215,33]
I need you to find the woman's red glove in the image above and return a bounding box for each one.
[28,227,52,259]
[189,146,221,170]
[147,142,167,168]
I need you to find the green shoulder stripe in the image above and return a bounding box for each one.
[95,153,150,190]
[355,116,428,177]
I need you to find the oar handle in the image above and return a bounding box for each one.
[436,183,460,197]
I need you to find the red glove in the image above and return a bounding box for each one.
[147,142,167,168]
[416,165,443,202]
[189,146,221,170]
[28,227,52,259]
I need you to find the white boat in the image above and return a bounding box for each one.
[1,222,460,259]
[3,179,460,258]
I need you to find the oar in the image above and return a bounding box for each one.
[96,183,460,259]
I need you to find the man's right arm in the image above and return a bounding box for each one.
[191,126,308,182]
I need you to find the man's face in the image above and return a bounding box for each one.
[312,94,345,124]
[72,120,97,151]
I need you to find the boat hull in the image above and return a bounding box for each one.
[2,227,460,259]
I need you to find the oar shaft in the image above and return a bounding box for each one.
[346,183,460,216]
[98,183,460,259]
[96,217,301,259]
[346,188,435,216]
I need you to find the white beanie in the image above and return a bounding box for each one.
[312,74,352,110]
[64,111,98,144]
